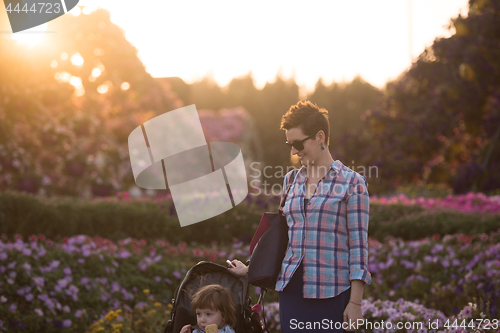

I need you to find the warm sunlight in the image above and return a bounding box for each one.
[75,0,469,91]
[10,23,48,46]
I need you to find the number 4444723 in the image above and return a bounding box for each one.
[5,2,62,14]
[444,319,499,330]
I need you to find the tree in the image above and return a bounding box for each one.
[0,7,181,196]
[352,0,500,194]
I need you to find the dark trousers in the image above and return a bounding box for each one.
[278,261,354,333]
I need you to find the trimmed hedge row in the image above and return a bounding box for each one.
[1,191,499,244]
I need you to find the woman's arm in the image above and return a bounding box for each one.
[343,175,371,331]
[349,279,364,304]
[346,175,371,285]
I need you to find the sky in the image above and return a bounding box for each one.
[8,0,470,93]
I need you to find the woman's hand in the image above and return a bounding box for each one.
[343,302,363,332]
[180,324,191,333]
[228,259,248,277]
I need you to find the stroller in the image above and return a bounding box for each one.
[164,261,263,333]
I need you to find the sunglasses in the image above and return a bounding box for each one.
[285,134,315,151]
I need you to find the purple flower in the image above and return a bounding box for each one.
[63,305,71,313]
[22,262,32,272]
[441,259,450,268]
[45,299,55,309]
[37,247,47,257]
[173,271,182,279]
[73,235,86,244]
[82,246,91,257]
[431,243,444,254]
[25,294,34,302]
[135,301,147,310]
[9,303,17,312]
[33,276,45,288]
[154,276,161,283]
[138,262,147,271]
[7,261,16,269]
[57,278,69,288]
[49,260,60,271]
[460,306,472,318]
[34,308,43,317]
[119,250,131,259]
[80,277,89,285]
[17,288,26,296]
[108,282,119,293]
[0,265,5,274]
[68,284,79,295]
[63,267,72,275]
[0,296,7,303]
[22,248,32,256]
[77,258,85,264]
[75,309,83,318]
[9,271,16,279]
[164,277,172,285]
[0,252,7,261]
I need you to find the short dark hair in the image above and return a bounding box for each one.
[191,284,236,328]
[280,100,330,146]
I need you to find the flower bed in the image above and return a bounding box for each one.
[262,298,498,333]
[371,192,500,214]
[366,231,500,318]
[0,234,243,332]
[1,232,498,332]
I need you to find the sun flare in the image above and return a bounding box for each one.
[10,23,48,46]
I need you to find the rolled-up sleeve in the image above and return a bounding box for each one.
[347,175,371,285]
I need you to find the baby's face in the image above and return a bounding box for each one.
[196,308,224,331]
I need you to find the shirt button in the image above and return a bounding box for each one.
[302,236,305,239]
[308,202,312,205]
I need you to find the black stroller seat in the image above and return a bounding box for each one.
[164,261,263,333]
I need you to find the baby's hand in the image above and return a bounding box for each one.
[180,324,191,333]
[228,259,248,277]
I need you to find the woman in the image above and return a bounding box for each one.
[230,100,371,332]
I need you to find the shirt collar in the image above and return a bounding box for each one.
[299,159,343,177]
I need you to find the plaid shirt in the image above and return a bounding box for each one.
[275,160,371,298]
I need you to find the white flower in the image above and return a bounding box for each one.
[468,302,477,311]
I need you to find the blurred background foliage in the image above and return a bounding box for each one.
[1,0,499,198]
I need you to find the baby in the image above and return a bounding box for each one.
[180,284,236,333]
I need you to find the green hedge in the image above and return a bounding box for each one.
[0,192,263,245]
[1,191,499,244]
